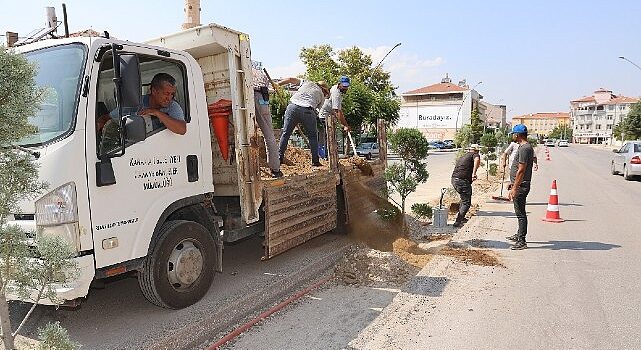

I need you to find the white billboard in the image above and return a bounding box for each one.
[398,105,460,129]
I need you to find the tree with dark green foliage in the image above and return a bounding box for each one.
[547,124,573,141]
[411,203,433,222]
[454,106,484,152]
[470,106,484,144]
[298,45,400,133]
[454,124,473,152]
[269,85,292,128]
[613,102,641,141]
[480,133,499,180]
[494,126,511,147]
[0,46,80,350]
[383,128,429,231]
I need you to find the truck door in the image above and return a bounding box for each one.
[86,46,204,269]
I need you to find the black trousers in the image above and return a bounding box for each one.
[451,177,472,222]
[513,182,531,242]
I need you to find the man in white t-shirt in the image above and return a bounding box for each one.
[278,80,330,166]
[502,141,538,184]
[501,141,519,170]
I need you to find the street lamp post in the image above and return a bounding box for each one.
[619,56,641,72]
[616,56,639,143]
[455,81,482,133]
[374,43,402,71]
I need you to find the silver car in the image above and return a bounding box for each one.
[611,141,641,180]
[355,142,379,160]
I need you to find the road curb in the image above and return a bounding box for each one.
[144,237,350,350]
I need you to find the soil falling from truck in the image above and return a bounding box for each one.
[343,180,432,269]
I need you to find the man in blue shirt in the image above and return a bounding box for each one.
[98,73,186,135]
[98,73,185,153]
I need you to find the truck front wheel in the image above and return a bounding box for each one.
[139,220,216,309]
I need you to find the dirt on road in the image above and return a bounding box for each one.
[334,166,504,287]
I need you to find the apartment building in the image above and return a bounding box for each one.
[512,112,571,139]
[571,88,639,144]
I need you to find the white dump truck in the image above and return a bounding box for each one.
[8,23,387,309]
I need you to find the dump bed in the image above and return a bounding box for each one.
[147,24,262,225]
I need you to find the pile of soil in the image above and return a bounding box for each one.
[440,245,504,267]
[334,244,419,287]
[333,179,435,286]
[259,146,329,178]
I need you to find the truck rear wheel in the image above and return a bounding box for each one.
[139,220,216,309]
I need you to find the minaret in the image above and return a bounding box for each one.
[182,0,201,30]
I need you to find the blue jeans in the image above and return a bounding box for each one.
[278,103,319,164]
[451,177,472,222]
[513,182,531,242]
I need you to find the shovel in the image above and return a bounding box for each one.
[491,164,511,201]
[347,132,374,176]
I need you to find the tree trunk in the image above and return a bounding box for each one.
[0,292,15,350]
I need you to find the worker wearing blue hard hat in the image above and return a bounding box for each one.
[506,123,535,250]
[318,76,352,159]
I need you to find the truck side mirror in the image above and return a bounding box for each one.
[117,53,141,109]
[125,115,146,143]
[612,149,619,153]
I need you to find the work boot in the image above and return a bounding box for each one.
[511,241,527,250]
[312,161,323,167]
[271,170,284,178]
[506,234,519,242]
[452,220,464,228]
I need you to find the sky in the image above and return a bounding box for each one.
[2,0,641,118]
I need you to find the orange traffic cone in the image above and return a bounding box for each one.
[210,112,230,161]
[208,99,233,161]
[542,180,564,223]
[545,152,551,161]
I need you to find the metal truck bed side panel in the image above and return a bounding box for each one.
[262,171,337,259]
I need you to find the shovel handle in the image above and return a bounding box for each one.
[347,132,358,156]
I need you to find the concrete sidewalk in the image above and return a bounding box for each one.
[349,190,516,349]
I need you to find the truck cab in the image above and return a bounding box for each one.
[7,24,387,309]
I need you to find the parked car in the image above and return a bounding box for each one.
[355,142,379,160]
[557,140,569,147]
[611,141,641,180]
[429,141,446,150]
[442,140,455,149]
[544,139,556,147]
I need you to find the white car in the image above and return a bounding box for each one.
[544,139,556,147]
[355,142,379,160]
[557,140,569,147]
[611,141,641,180]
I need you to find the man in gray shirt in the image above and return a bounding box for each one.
[252,66,282,177]
[278,80,330,166]
[507,124,535,250]
[318,76,352,156]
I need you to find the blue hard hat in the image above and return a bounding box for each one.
[511,124,528,135]
[339,76,350,87]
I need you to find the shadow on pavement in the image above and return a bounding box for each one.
[403,276,449,297]
[466,239,512,250]
[475,211,520,218]
[527,240,621,251]
[527,202,584,207]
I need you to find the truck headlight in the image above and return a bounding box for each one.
[35,182,80,253]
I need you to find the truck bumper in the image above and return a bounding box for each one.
[7,255,95,305]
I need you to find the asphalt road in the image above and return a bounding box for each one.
[9,232,349,349]
[352,144,641,349]
[222,144,641,350]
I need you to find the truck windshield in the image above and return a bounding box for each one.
[17,43,86,146]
